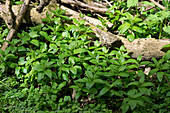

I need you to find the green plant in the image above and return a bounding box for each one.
[0,6,169,113]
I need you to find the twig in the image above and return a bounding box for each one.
[149,0,166,10]
[1,0,30,53]
[104,0,112,7]
[164,75,170,87]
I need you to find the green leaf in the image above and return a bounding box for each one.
[118,22,131,34]
[157,72,164,82]
[57,81,66,90]
[138,70,145,83]
[125,59,138,64]
[86,81,95,89]
[127,89,136,97]
[33,64,44,72]
[85,71,93,79]
[152,57,159,68]
[127,34,135,42]
[30,39,39,47]
[119,72,130,77]
[141,82,154,87]
[44,69,52,79]
[140,61,151,65]
[132,17,142,24]
[124,12,133,20]
[37,73,45,82]
[39,31,49,39]
[163,26,170,35]
[54,17,61,25]
[149,68,159,76]
[61,67,70,73]
[49,44,58,54]
[137,55,142,62]
[14,1,23,5]
[121,104,129,113]
[111,79,122,87]
[72,18,79,25]
[128,100,137,110]
[161,44,170,49]
[73,48,87,54]
[94,40,101,47]
[40,43,47,52]
[162,63,170,70]
[70,66,77,75]
[15,67,21,76]
[142,1,155,6]
[98,87,110,96]
[139,88,151,96]
[132,26,143,33]
[29,31,39,38]
[127,0,138,8]
[62,73,69,81]
[128,81,139,86]
[62,31,70,38]
[166,91,170,96]
[79,20,86,25]
[93,79,107,84]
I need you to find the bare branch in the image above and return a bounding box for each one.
[1,0,30,52]
[149,0,166,10]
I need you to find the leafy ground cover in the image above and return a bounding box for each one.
[0,0,170,112]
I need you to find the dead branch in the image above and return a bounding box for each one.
[149,0,166,10]
[1,0,30,52]
[61,0,108,14]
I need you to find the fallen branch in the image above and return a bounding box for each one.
[61,0,108,14]
[149,0,166,10]
[1,0,30,52]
